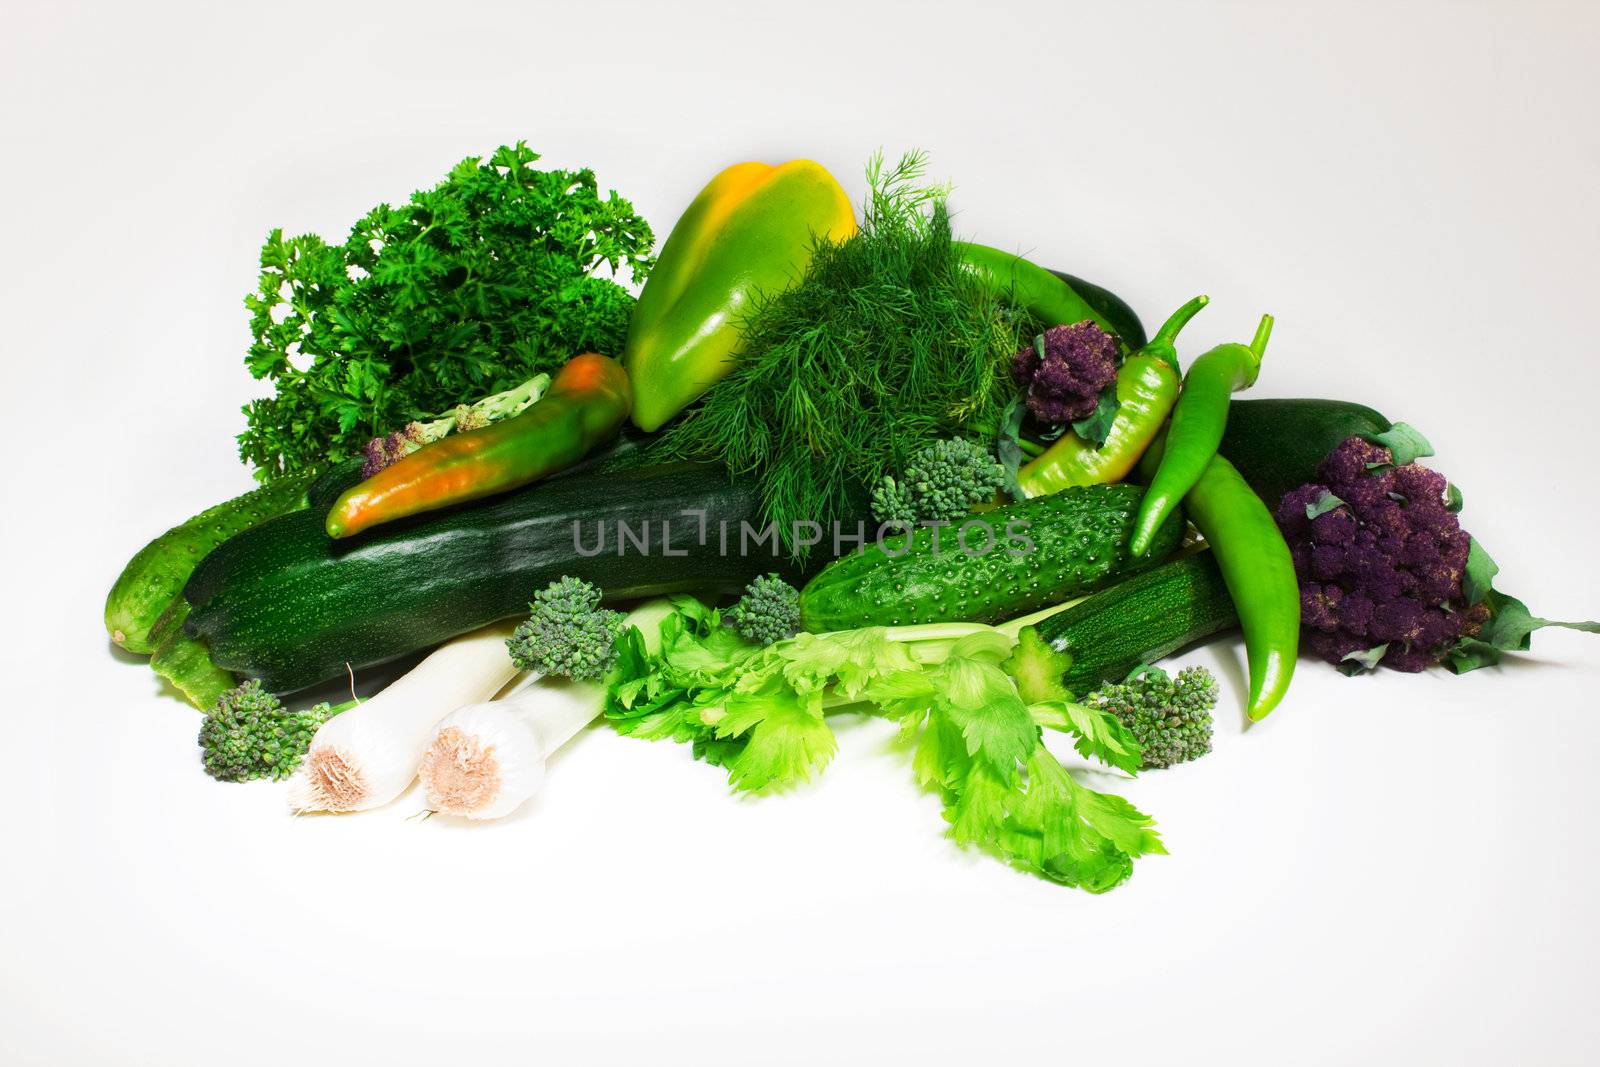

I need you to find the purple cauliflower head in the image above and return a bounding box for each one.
[1010,321,1119,424]
[1276,436,1488,673]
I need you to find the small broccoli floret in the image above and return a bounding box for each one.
[199,680,343,782]
[1010,321,1120,424]
[1276,436,1490,673]
[729,574,802,646]
[869,477,918,529]
[1086,666,1216,770]
[871,437,1006,526]
[507,576,626,680]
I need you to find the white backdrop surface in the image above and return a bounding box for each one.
[2,2,1597,1065]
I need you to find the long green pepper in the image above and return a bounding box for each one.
[1140,434,1298,720]
[954,241,1118,338]
[1131,314,1273,556]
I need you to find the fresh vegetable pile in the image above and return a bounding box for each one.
[105,143,1596,893]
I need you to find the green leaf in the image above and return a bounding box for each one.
[1463,538,1499,607]
[1445,589,1600,674]
[719,694,837,793]
[1441,636,1502,674]
[1305,489,1346,520]
[1339,644,1389,674]
[1070,780,1166,862]
[994,396,1027,500]
[1071,380,1120,448]
[912,714,965,790]
[995,750,1161,893]
[1361,422,1434,466]
[938,658,1036,777]
[1029,700,1142,776]
[1122,662,1168,684]
[946,760,1012,846]
[1445,483,1464,513]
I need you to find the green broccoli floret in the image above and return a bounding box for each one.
[869,478,918,529]
[198,680,347,782]
[507,576,625,680]
[872,437,1006,526]
[1085,665,1217,770]
[729,574,801,645]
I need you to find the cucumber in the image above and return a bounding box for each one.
[105,470,322,653]
[798,483,1183,632]
[147,599,237,710]
[1221,398,1392,510]
[1025,551,1239,698]
[185,462,865,694]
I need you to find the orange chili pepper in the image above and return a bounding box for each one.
[326,353,632,539]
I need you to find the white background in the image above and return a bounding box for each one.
[4,2,1597,1064]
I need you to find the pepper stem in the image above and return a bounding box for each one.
[1249,313,1274,360]
[1139,294,1209,372]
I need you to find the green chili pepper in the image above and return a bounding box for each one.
[954,242,1117,337]
[1140,432,1299,719]
[1130,314,1273,557]
[1016,295,1209,497]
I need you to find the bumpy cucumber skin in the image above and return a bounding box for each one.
[1033,551,1239,698]
[798,484,1182,632]
[105,471,320,653]
[1220,398,1390,509]
[185,462,861,695]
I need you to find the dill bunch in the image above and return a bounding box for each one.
[656,153,1020,555]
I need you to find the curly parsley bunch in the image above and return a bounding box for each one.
[240,143,655,480]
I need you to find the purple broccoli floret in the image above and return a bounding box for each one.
[1010,321,1119,424]
[360,422,426,478]
[1276,436,1488,673]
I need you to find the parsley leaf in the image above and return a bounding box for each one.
[238,142,655,480]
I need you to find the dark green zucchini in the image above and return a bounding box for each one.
[185,462,862,694]
[305,457,367,507]
[1048,269,1147,350]
[1221,398,1392,510]
[1028,551,1239,698]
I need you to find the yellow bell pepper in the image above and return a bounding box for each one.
[623,159,855,431]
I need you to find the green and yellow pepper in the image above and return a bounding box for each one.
[623,159,856,432]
